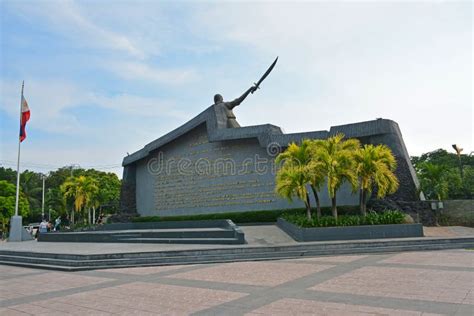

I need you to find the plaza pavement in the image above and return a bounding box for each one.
[0,226,472,255]
[0,249,473,315]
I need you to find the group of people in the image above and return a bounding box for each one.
[38,216,62,233]
[28,216,65,238]
[28,213,106,238]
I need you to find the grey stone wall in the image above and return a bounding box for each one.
[119,164,136,214]
[134,123,358,216]
[368,199,436,225]
[439,200,474,227]
[120,105,420,217]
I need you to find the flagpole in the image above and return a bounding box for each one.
[14,81,24,217]
[8,81,31,242]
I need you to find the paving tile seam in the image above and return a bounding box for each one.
[0,271,45,281]
[190,253,396,315]
[35,297,116,315]
[3,251,473,315]
[1,279,126,308]
[372,262,474,272]
[8,306,35,315]
[297,289,472,315]
[147,255,391,295]
[75,262,219,280]
[150,277,267,294]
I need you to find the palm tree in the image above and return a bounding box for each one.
[418,162,449,201]
[276,140,325,218]
[20,171,42,218]
[82,177,99,224]
[61,175,99,225]
[61,176,83,225]
[354,144,399,216]
[275,165,312,220]
[313,134,360,220]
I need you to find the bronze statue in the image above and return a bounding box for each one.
[213,57,278,128]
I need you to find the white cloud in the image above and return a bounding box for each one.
[89,93,190,120]
[9,0,145,59]
[0,80,84,134]
[191,2,472,155]
[104,61,198,85]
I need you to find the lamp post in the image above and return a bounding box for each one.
[41,175,45,220]
[452,144,464,180]
[41,172,50,221]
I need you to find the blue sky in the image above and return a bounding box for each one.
[0,0,472,177]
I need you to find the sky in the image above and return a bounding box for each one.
[0,0,472,178]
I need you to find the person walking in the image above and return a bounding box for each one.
[54,216,61,231]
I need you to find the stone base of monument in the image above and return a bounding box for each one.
[37,220,245,245]
[277,218,424,242]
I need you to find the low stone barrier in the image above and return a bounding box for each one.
[277,218,424,242]
[38,219,245,244]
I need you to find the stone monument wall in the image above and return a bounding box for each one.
[120,105,420,217]
[132,123,357,216]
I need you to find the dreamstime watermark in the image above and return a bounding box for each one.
[147,142,283,177]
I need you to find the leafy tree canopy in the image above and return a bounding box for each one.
[0,180,30,225]
[0,166,122,224]
[411,149,473,199]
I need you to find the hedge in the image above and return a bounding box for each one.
[132,206,360,224]
[281,210,406,228]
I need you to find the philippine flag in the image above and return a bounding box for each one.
[19,94,30,142]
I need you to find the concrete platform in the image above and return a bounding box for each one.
[0,225,473,272]
[37,219,245,244]
[0,225,472,255]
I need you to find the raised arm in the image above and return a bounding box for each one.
[226,85,257,109]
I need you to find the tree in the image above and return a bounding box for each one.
[0,167,17,185]
[61,175,100,225]
[276,165,313,220]
[0,166,122,223]
[411,149,474,199]
[82,176,99,224]
[418,162,449,201]
[313,134,360,220]
[20,170,45,222]
[83,170,121,215]
[61,176,85,225]
[354,144,399,216]
[45,187,66,219]
[0,180,29,234]
[276,140,325,218]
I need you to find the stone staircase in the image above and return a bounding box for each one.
[37,220,245,245]
[1,236,472,272]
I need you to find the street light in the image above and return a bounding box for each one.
[41,173,47,220]
[451,144,464,180]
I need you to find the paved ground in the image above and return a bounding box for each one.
[1,225,472,255]
[0,250,473,315]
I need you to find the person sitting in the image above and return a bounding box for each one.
[38,219,48,234]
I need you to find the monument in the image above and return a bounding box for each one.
[120,60,420,218]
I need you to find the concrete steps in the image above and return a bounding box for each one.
[1,236,473,271]
[37,220,245,245]
[38,230,238,243]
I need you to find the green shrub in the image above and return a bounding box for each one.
[132,206,360,224]
[282,210,405,228]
